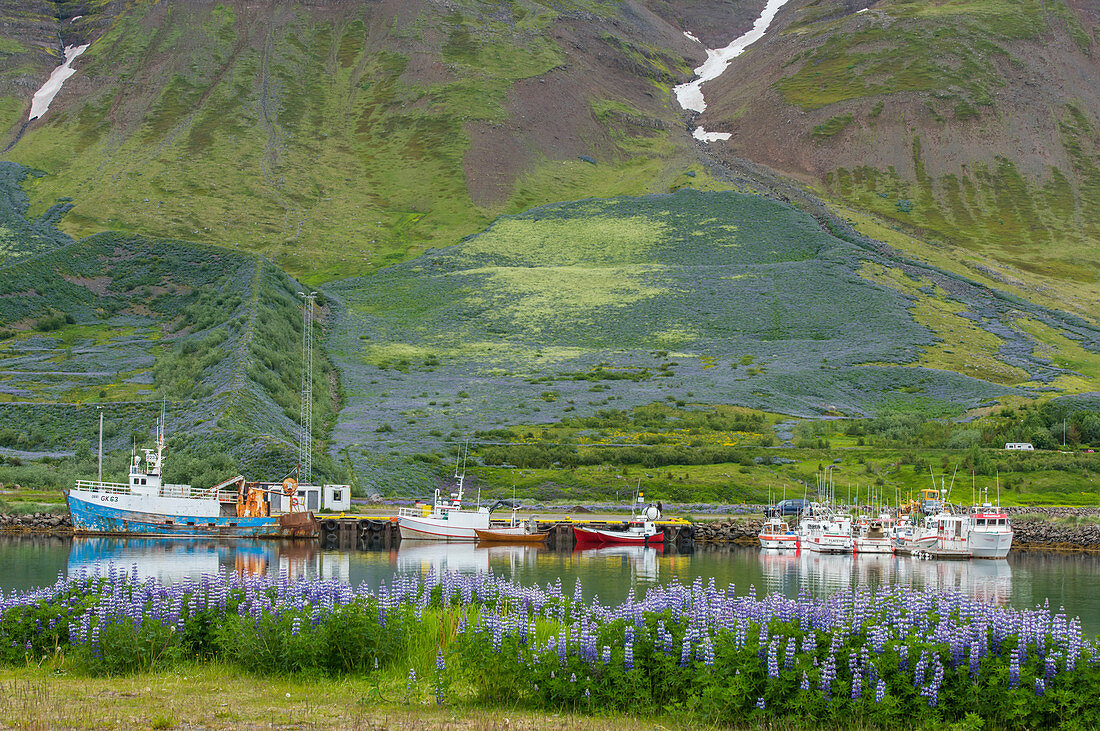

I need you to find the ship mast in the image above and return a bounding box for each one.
[298,291,316,484]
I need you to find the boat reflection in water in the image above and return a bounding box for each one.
[391,541,664,595]
[394,540,545,575]
[574,545,662,583]
[68,537,349,584]
[758,550,1012,605]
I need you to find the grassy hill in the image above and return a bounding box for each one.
[324,188,1100,492]
[694,0,1100,321]
[0,162,340,485]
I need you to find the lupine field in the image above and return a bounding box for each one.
[1,566,1097,728]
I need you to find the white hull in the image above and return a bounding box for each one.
[854,537,894,554]
[759,535,799,550]
[398,512,490,541]
[966,530,1013,559]
[803,537,852,554]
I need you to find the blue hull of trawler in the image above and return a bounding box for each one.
[66,493,314,538]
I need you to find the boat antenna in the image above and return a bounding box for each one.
[947,464,958,505]
[996,470,1000,506]
[157,399,165,474]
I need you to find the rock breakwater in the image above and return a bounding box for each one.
[0,513,72,532]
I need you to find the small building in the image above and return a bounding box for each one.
[323,484,351,512]
[1004,442,1034,451]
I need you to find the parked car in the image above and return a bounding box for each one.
[766,498,810,517]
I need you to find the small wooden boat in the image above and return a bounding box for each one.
[474,527,549,544]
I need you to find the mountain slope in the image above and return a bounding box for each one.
[690,0,1100,316]
[2,0,717,283]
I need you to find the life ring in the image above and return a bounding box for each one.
[282,477,297,496]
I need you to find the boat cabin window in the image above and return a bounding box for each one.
[976,518,986,526]
[999,518,1007,526]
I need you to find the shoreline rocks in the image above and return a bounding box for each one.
[0,513,72,532]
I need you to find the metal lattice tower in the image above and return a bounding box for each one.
[298,292,316,484]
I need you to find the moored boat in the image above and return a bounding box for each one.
[66,416,316,538]
[967,505,1013,559]
[474,527,549,544]
[853,516,894,554]
[799,511,853,554]
[397,456,494,541]
[758,517,799,550]
[572,508,664,546]
[572,522,664,546]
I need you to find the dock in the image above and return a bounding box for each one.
[316,515,696,550]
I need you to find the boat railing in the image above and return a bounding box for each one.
[398,505,432,518]
[74,480,130,494]
[74,480,224,501]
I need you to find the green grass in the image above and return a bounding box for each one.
[778,0,1050,110]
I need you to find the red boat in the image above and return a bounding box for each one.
[573,520,664,546]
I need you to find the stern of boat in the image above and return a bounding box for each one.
[279,510,319,538]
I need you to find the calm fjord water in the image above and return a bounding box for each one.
[3,536,1099,635]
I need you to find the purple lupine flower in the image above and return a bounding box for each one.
[702,636,715,667]
[434,649,446,706]
[1009,649,1020,689]
[756,697,765,710]
[875,679,886,703]
[624,626,634,671]
[849,652,862,700]
[1035,678,1045,697]
[800,672,809,692]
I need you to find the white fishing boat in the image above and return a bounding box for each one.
[893,514,941,554]
[758,517,799,550]
[396,470,491,541]
[799,509,853,554]
[853,515,894,554]
[966,504,1013,558]
[397,446,500,541]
